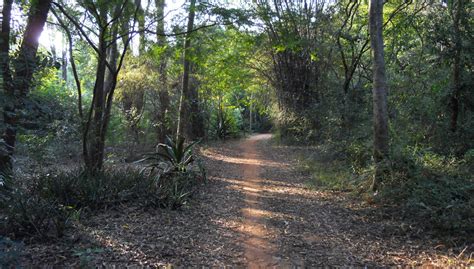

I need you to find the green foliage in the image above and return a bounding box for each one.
[0,162,207,238]
[375,148,474,232]
[210,106,242,139]
[151,169,205,209]
[138,136,206,208]
[345,140,372,173]
[15,67,80,164]
[143,136,200,173]
[36,168,152,210]
[464,149,474,164]
[272,108,319,144]
[0,174,76,238]
[195,27,270,137]
[301,143,473,232]
[303,159,353,191]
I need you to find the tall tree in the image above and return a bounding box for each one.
[155,0,171,142]
[176,0,196,139]
[369,0,389,191]
[449,0,467,132]
[0,0,53,173]
[54,0,140,173]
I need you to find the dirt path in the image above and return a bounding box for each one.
[18,134,472,267]
[239,134,285,267]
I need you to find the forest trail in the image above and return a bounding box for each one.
[20,134,466,267]
[239,134,287,267]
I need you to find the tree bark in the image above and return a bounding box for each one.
[176,0,196,140]
[0,0,14,173]
[136,0,146,54]
[0,0,52,173]
[189,75,204,138]
[450,0,464,133]
[155,0,170,143]
[61,46,67,81]
[369,0,389,191]
[85,28,108,172]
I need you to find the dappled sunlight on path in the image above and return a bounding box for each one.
[201,151,288,168]
[20,134,468,267]
[238,134,286,268]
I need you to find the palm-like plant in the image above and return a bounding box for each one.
[143,136,200,173]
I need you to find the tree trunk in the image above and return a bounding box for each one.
[0,0,14,173]
[176,0,196,140]
[0,0,52,173]
[189,75,204,138]
[136,0,146,54]
[84,28,108,173]
[61,46,67,81]
[450,0,464,133]
[249,93,253,132]
[369,0,389,191]
[155,0,170,143]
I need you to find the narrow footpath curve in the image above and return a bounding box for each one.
[19,134,468,267]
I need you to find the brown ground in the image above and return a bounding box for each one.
[16,134,473,267]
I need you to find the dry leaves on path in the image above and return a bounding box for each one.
[15,134,473,267]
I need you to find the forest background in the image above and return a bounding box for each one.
[0,0,472,243]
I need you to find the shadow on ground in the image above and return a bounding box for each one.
[16,134,472,267]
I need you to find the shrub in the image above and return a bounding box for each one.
[35,168,150,209]
[139,136,206,208]
[209,107,242,139]
[346,139,372,173]
[0,136,206,238]
[144,136,200,173]
[376,148,474,232]
[152,170,204,209]
[0,237,23,267]
[0,175,75,238]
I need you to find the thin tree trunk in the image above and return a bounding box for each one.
[249,93,253,132]
[369,0,389,191]
[155,0,170,143]
[176,0,196,140]
[61,46,67,81]
[189,73,204,138]
[136,0,145,54]
[450,0,464,133]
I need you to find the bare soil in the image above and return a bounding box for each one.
[16,134,473,267]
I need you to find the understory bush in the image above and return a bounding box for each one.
[139,135,206,208]
[0,138,206,238]
[0,174,76,238]
[375,148,474,232]
[272,109,320,144]
[0,236,23,267]
[209,107,243,139]
[301,140,473,233]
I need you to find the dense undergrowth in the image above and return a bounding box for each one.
[0,137,205,239]
[297,138,473,235]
